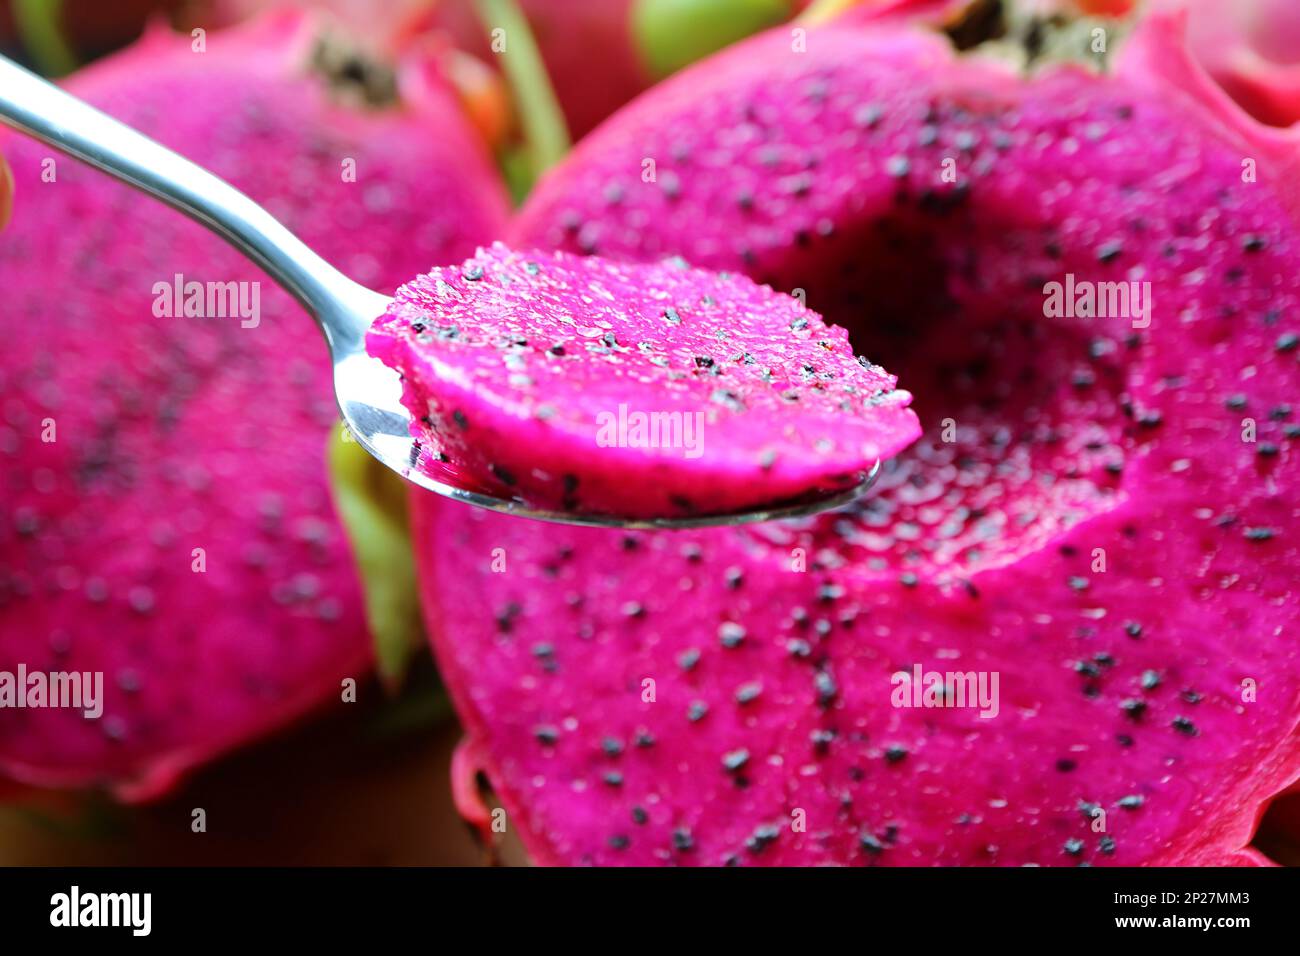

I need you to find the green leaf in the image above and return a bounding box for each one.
[12,0,78,77]
[327,422,426,686]
[632,0,790,81]
[474,0,571,197]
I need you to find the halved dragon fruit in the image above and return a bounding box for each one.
[0,12,507,799]
[368,243,919,518]
[411,4,1300,864]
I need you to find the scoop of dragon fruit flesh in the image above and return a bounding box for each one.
[0,12,508,799]
[408,3,1300,865]
[367,243,920,519]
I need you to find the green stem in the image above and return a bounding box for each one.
[473,0,570,195]
[12,0,78,77]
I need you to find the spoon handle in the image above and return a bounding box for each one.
[0,53,382,351]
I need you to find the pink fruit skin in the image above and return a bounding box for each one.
[1179,0,1300,127]
[412,6,1300,864]
[0,12,508,800]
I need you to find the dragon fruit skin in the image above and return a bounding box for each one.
[368,244,919,518]
[0,13,508,799]
[410,7,1300,865]
[1179,0,1300,127]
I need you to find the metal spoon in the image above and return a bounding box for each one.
[0,54,878,529]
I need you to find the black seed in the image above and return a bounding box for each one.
[533,725,559,745]
[1118,794,1145,809]
[1276,332,1299,353]
[1258,442,1280,457]
[1171,715,1198,736]
[724,567,744,589]
[718,621,746,648]
[1099,836,1116,855]
[452,410,469,429]
[815,670,838,707]
[677,647,701,671]
[1097,241,1123,264]
[1068,576,1089,592]
[462,265,484,281]
[810,728,835,754]
[608,834,629,850]
[860,832,884,855]
[899,571,918,588]
[632,806,648,825]
[722,748,751,773]
[1243,526,1277,541]
[688,700,709,722]
[673,828,694,851]
[1225,394,1248,411]
[885,155,910,178]
[745,824,780,855]
[1055,758,1077,773]
[603,771,623,787]
[884,744,909,764]
[1141,670,1160,690]
[817,582,844,603]
[635,730,656,748]
[1136,410,1163,429]
[1181,689,1202,704]
[602,737,624,757]
[787,638,812,659]
[1123,620,1143,639]
[1120,698,1147,719]
[853,104,883,129]
[1243,234,1267,253]
[735,682,762,705]
[490,463,517,486]
[621,601,646,618]
[1063,838,1085,856]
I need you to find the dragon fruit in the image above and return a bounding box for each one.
[367,243,918,517]
[1179,0,1300,127]
[410,4,1300,864]
[0,12,507,799]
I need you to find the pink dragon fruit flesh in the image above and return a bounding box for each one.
[410,4,1300,864]
[367,243,919,518]
[0,12,507,799]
